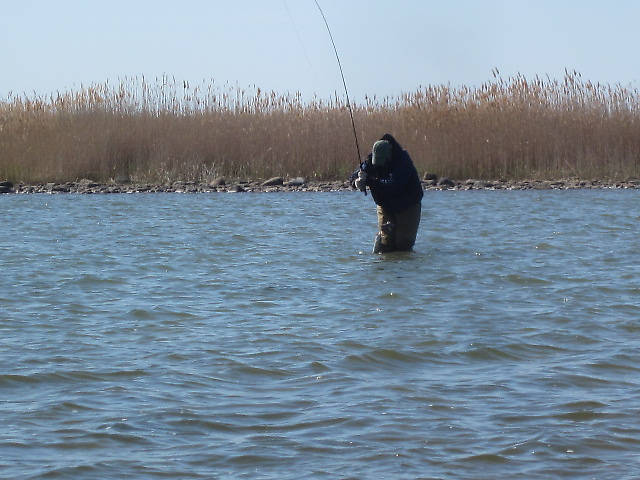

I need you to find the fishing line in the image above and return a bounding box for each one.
[283,1,318,81]
[313,0,362,165]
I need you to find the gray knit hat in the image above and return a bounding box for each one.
[372,140,392,166]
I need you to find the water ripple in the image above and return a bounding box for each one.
[2,191,640,479]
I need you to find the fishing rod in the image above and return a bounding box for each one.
[314,0,362,167]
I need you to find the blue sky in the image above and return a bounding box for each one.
[3,0,640,102]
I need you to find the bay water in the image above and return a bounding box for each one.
[2,190,640,479]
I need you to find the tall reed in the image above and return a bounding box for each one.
[1,71,639,183]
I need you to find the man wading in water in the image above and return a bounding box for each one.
[353,133,423,253]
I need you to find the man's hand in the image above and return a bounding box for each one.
[355,170,367,191]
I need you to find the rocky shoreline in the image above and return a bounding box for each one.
[1,176,640,195]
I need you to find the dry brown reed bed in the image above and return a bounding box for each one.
[2,71,640,185]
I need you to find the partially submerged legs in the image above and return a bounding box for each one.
[373,202,421,253]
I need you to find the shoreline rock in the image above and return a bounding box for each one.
[3,177,640,195]
[261,176,284,187]
[0,181,14,194]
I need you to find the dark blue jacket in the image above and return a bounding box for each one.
[368,148,423,212]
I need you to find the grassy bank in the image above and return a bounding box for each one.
[2,71,640,184]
